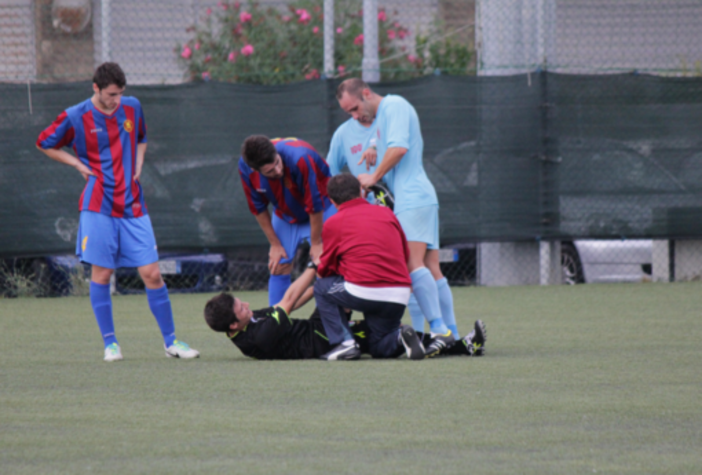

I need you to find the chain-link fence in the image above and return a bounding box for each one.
[2,0,702,297]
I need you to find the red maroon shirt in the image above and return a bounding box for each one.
[318,198,411,288]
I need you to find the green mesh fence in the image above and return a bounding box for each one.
[3,72,702,247]
[2,73,702,294]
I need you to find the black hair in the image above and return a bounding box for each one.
[93,62,126,90]
[241,135,277,170]
[327,173,362,205]
[204,293,239,333]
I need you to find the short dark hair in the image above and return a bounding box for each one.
[241,135,277,170]
[327,173,361,205]
[204,293,239,332]
[336,78,370,100]
[93,62,126,90]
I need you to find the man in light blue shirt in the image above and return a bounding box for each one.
[334,78,460,357]
[326,117,377,177]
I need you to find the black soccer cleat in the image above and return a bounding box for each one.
[424,330,456,358]
[368,182,395,211]
[320,341,362,361]
[463,319,487,356]
[399,325,425,360]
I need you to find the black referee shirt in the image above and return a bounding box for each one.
[228,307,372,360]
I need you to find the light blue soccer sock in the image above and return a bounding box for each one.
[407,293,426,333]
[146,285,176,347]
[90,282,118,347]
[268,274,291,307]
[436,277,459,338]
[410,267,448,335]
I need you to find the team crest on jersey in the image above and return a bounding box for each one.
[123,119,134,133]
[82,236,88,252]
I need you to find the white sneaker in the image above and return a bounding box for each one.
[104,343,123,362]
[164,340,200,359]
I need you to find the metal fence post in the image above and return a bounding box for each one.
[324,0,334,78]
[362,0,379,83]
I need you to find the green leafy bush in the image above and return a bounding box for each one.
[177,0,472,84]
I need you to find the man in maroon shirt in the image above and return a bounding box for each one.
[314,173,425,361]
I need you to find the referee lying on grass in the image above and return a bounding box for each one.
[204,265,486,360]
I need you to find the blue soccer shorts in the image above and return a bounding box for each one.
[396,205,440,250]
[271,205,337,264]
[76,211,160,269]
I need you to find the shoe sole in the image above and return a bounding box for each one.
[400,327,425,360]
[165,351,200,359]
[473,320,487,356]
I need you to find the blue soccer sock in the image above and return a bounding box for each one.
[268,274,291,307]
[146,285,176,347]
[90,282,118,347]
[436,277,459,338]
[410,267,448,335]
[407,293,426,333]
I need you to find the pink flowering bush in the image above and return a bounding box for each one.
[177,0,469,84]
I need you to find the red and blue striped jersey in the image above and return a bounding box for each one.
[239,138,332,224]
[36,96,148,218]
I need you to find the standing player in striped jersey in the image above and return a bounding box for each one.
[36,62,199,362]
[238,135,336,306]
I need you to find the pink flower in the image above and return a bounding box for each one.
[398,29,408,39]
[407,54,417,63]
[312,26,319,34]
[195,42,200,51]
[204,54,211,63]
[387,29,396,40]
[241,44,254,56]
[206,7,212,15]
[218,1,228,10]
[378,10,387,22]
[202,71,211,81]
[234,1,240,8]
[354,34,364,46]
[282,15,291,22]
[305,69,320,80]
[228,51,237,62]
[296,8,311,23]
[239,11,252,23]
[180,45,192,59]
[336,27,343,34]
[393,22,400,28]
[337,65,346,75]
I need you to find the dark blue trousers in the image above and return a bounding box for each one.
[314,275,405,358]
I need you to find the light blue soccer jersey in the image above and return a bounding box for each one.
[326,118,377,176]
[374,95,438,214]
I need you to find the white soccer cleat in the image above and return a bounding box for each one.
[164,340,200,359]
[104,343,123,362]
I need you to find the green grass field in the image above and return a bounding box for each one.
[1,283,701,474]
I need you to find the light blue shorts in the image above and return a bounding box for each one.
[272,205,337,264]
[76,211,159,269]
[396,205,440,250]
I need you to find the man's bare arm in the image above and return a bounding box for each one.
[357,146,407,189]
[308,210,324,264]
[254,210,290,275]
[134,142,147,180]
[275,267,317,315]
[37,145,94,180]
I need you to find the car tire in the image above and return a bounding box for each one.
[561,243,585,285]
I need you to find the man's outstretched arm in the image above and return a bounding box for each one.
[275,267,317,315]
